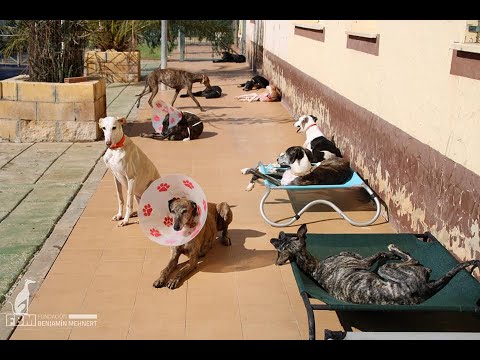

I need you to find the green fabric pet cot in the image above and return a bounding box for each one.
[290,232,480,340]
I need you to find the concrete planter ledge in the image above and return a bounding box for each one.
[0,76,106,142]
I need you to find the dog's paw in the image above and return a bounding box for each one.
[166,277,181,289]
[131,211,138,218]
[112,214,123,221]
[182,137,191,141]
[245,183,254,191]
[240,167,250,175]
[221,236,232,246]
[387,244,398,252]
[200,108,207,112]
[118,220,129,227]
[153,278,166,288]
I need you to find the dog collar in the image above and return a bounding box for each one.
[109,135,126,149]
[305,123,318,132]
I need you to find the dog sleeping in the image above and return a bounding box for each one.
[153,198,233,289]
[294,115,342,162]
[238,75,269,91]
[241,146,352,191]
[141,111,204,141]
[271,224,480,305]
[180,85,222,99]
[99,116,161,226]
[213,51,246,63]
[234,85,282,103]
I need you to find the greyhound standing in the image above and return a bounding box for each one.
[136,68,211,112]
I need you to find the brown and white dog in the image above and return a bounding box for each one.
[135,68,211,112]
[294,115,342,163]
[241,146,352,189]
[99,116,161,226]
[153,198,233,289]
[234,85,282,102]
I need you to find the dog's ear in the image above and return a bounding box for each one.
[297,224,307,244]
[190,201,198,217]
[168,197,179,213]
[304,148,314,163]
[116,117,127,125]
[98,117,104,128]
[309,115,318,123]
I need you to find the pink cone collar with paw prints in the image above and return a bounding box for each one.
[151,100,183,134]
[139,174,208,246]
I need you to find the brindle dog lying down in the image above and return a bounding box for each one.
[271,224,480,305]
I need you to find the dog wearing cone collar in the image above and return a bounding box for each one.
[141,112,204,141]
[99,116,160,226]
[153,198,233,289]
[294,115,342,163]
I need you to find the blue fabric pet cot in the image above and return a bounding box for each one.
[256,162,381,228]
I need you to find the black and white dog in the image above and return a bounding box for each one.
[180,85,222,99]
[141,112,203,141]
[294,115,342,163]
[238,75,269,91]
[213,51,246,63]
[241,146,352,190]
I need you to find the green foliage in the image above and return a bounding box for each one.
[87,20,153,51]
[142,20,235,55]
[1,20,88,83]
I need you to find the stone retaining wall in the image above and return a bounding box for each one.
[0,76,106,142]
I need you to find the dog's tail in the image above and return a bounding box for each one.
[216,202,233,228]
[216,202,233,246]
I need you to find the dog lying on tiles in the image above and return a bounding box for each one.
[153,198,233,289]
[180,85,222,99]
[213,51,246,63]
[238,75,269,91]
[141,112,204,141]
[271,224,480,305]
[234,85,282,103]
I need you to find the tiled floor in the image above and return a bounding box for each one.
[10,60,394,340]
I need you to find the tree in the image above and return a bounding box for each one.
[142,20,235,55]
[1,20,88,83]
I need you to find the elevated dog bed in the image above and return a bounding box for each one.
[290,232,480,340]
[256,162,381,227]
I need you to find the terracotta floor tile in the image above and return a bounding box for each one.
[69,325,128,340]
[186,318,243,340]
[127,320,186,340]
[239,302,296,323]
[186,303,240,322]
[10,328,71,340]
[100,248,146,262]
[242,321,301,340]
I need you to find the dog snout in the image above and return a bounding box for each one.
[105,140,112,146]
[173,223,181,231]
